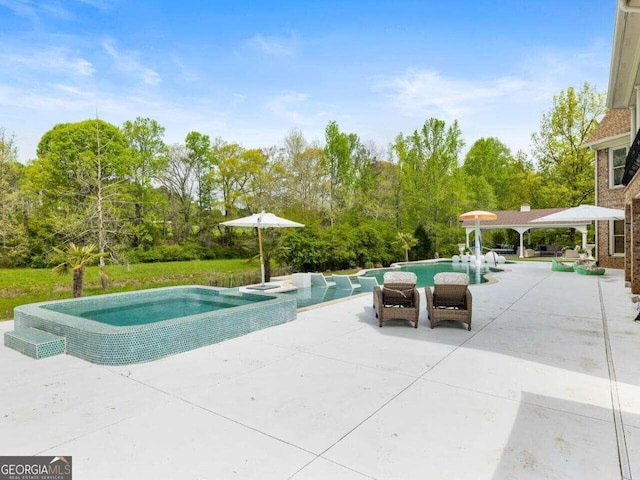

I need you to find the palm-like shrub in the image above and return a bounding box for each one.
[52,243,108,298]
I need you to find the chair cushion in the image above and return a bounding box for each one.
[433,272,469,285]
[433,287,467,307]
[383,271,417,285]
[381,284,416,306]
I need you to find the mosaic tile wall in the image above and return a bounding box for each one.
[12,286,297,365]
[4,327,66,359]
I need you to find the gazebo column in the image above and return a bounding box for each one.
[513,227,530,258]
[572,226,589,255]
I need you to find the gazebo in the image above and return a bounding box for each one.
[459,204,590,258]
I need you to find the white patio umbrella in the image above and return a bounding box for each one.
[221,211,304,287]
[531,205,625,259]
[459,210,497,266]
[530,204,625,222]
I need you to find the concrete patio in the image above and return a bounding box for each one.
[1,261,639,479]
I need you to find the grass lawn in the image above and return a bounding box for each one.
[0,258,264,321]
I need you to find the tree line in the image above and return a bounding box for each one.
[0,83,605,275]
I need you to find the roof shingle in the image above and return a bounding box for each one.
[584,109,630,146]
[460,208,587,227]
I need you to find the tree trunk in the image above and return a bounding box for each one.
[100,268,108,291]
[73,267,84,298]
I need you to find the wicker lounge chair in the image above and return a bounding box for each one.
[373,272,419,328]
[425,272,472,330]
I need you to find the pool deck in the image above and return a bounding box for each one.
[1,261,639,479]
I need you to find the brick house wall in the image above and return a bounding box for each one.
[624,169,640,291]
[586,108,630,271]
[596,147,625,269]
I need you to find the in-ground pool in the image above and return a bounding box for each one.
[363,260,497,287]
[289,260,501,309]
[9,286,296,365]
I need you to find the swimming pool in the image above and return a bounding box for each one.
[8,286,296,365]
[363,261,496,287]
[289,261,500,309]
[43,291,271,327]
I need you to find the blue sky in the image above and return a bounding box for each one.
[0,0,614,163]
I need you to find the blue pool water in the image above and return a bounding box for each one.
[59,297,269,326]
[364,261,494,286]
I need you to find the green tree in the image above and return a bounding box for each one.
[337,139,387,227]
[210,139,262,218]
[279,129,328,223]
[26,119,131,268]
[121,117,169,246]
[0,129,29,266]
[394,232,418,262]
[532,82,605,206]
[159,143,196,242]
[185,131,214,217]
[393,118,465,252]
[245,146,288,215]
[52,243,108,297]
[463,137,517,209]
[323,121,363,223]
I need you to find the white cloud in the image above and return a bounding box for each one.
[74,0,115,12]
[169,54,200,83]
[0,0,112,21]
[0,0,39,21]
[0,48,95,77]
[0,83,87,110]
[264,91,311,124]
[247,33,298,57]
[373,42,610,156]
[232,93,247,103]
[375,69,535,120]
[101,37,161,86]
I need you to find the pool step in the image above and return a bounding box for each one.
[4,328,66,360]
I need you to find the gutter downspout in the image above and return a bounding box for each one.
[619,0,640,13]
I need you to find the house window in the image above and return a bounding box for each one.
[610,219,625,255]
[611,147,627,186]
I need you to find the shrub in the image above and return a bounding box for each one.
[128,244,200,263]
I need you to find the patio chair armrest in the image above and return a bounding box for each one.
[425,287,434,311]
[465,289,472,309]
[412,287,420,311]
[373,286,383,313]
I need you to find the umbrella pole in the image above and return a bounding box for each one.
[257,227,265,285]
[474,216,482,266]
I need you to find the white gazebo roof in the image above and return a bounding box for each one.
[459,207,589,233]
[459,207,591,257]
